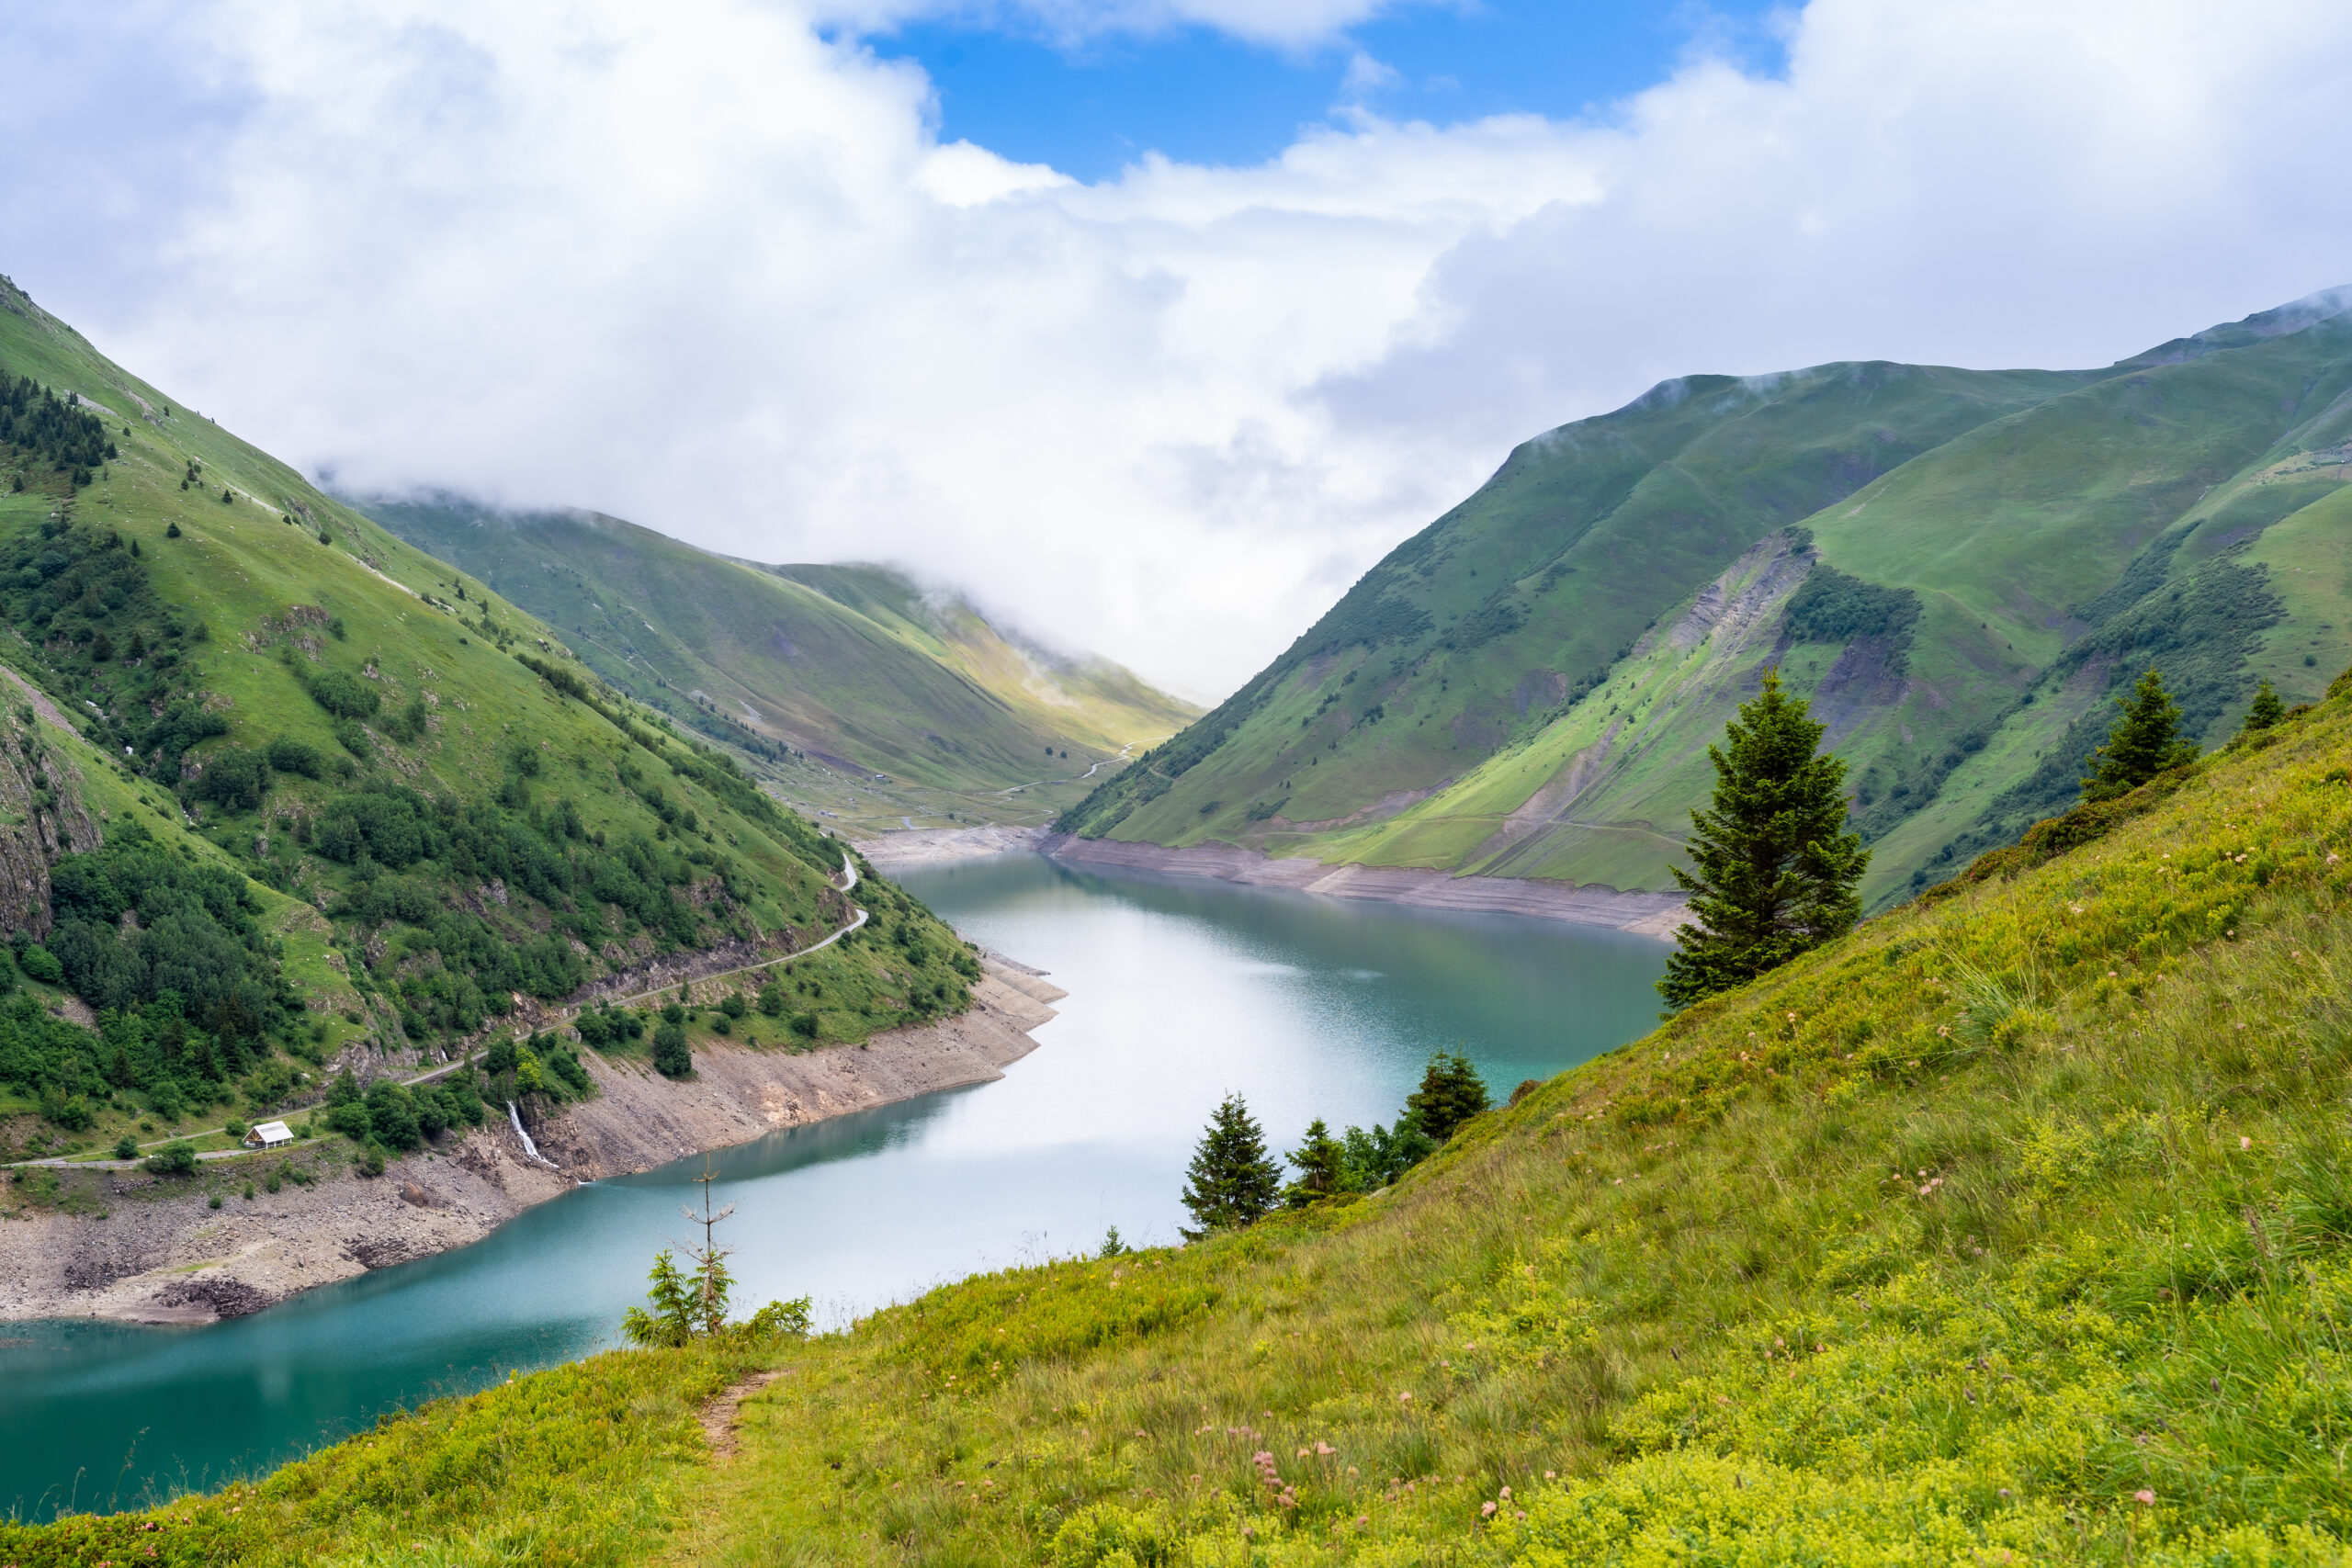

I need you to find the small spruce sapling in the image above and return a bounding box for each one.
[1179,1093,1283,1238]
[2082,668,2198,803]
[623,1164,811,1347]
[1282,1118,1350,1207]
[1404,1052,1490,1144]
[2240,677,2286,738]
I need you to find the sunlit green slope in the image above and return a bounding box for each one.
[1061,288,2352,907]
[361,500,1196,804]
[22,662,2352,1567]
[0,275,976,1164]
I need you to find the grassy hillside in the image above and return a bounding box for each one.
[0,276,977,1166]
[1061,289,2352,908]
[361,499,1195,835]
[21,657,2352,1561]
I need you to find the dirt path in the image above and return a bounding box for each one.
[699,1368,789,1461]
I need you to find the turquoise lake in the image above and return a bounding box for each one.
[0,853,1666,1519]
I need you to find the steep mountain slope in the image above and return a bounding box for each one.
[360,499,1195,827]
[0,275,977,1166]
[1060,289,2352,907]
[24,657,2352,1565]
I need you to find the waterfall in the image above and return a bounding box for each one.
[506,1101,560,1170]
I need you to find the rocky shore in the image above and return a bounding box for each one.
[855,824,1688,939]
[0,965,1064,1325]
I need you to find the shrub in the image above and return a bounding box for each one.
[719,993,746,1020]
[17,944,62,986]
[113,1134,137,1159]
[142,1141,198,1176]
[652,1023,691,1077]
[304,668,380,720]
[265,736,325,778]
[190,746,271,812]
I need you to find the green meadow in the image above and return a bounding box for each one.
[18,646,2352,1563]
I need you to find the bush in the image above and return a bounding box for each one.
[190,746,271,812]
[652,1023,691,1077]
[113,1134,137,1159]
[789,1011,820,1041]
[266,736,325,778]
[719,993,747,1020]
[17,944,62,986]
[757,982,786,1017]
[142,1141,198,1176]
[305,668,380,720]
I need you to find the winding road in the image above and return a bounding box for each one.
[10,856,870,1171]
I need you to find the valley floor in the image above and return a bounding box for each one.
[0,965,1063,1325]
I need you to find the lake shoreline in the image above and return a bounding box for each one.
[859,825,1688,940]
[0,965,1064,1326]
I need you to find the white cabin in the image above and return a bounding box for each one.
[246,1120,295,1149]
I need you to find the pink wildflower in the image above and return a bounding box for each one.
[1481,1502,1498,1518]
[2135,1490,2156,1506]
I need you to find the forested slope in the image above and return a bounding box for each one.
[1062,288,2352,907]
[0,275,977,1166]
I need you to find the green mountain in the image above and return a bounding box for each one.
[1059,288,2352,905]
[0,275,976,1161]
[26,637,2352,1565]
[360,499,1196,832]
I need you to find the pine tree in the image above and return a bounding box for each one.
[1659,667,1868,1010]
[1282,1118,1349,1207]
[1180,1093,1282,1238]
[2081,669,2198,803]
[2240,677,2286,738]
[1404,1052,1490,1144]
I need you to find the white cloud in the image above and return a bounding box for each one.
[4,0,2350,702]
[817,0,1420,50]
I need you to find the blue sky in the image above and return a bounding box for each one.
[859,3,1785,179]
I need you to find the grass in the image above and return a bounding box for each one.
[1059,298,2352,908]
[18,662,2352,1563]
[359,499,1195,832]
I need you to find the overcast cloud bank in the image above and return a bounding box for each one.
[4,0,2349,699]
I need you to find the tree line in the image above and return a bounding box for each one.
[0,368,115,488]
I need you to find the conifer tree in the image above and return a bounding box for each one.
[2082,668,2198,803]
[1659,667,1867,1010]
[1282,1118,1349,1207]
[1180,1093,1282,1238]
[2240,677,2286,738]
[1404,1052,1490,1144]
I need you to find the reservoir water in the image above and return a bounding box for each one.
[0,853,1666,1520]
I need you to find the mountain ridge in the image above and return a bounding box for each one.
[1058,287,2352,905]
[360,497,1196,835]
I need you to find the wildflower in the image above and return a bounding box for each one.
[1278,1491,1298,1509]
[1516,1511,1527,1520]
[2241,1136,2253,1150]
[1190,1474,1202,1484]
[1481,1502,1498,1517]
[1398,1391,1413,1403]
[1544,1470,1556,1480]
[2135,1490,2156,1506]
[1356,1515,1369,1526]
[1315,1441,1336,1456]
